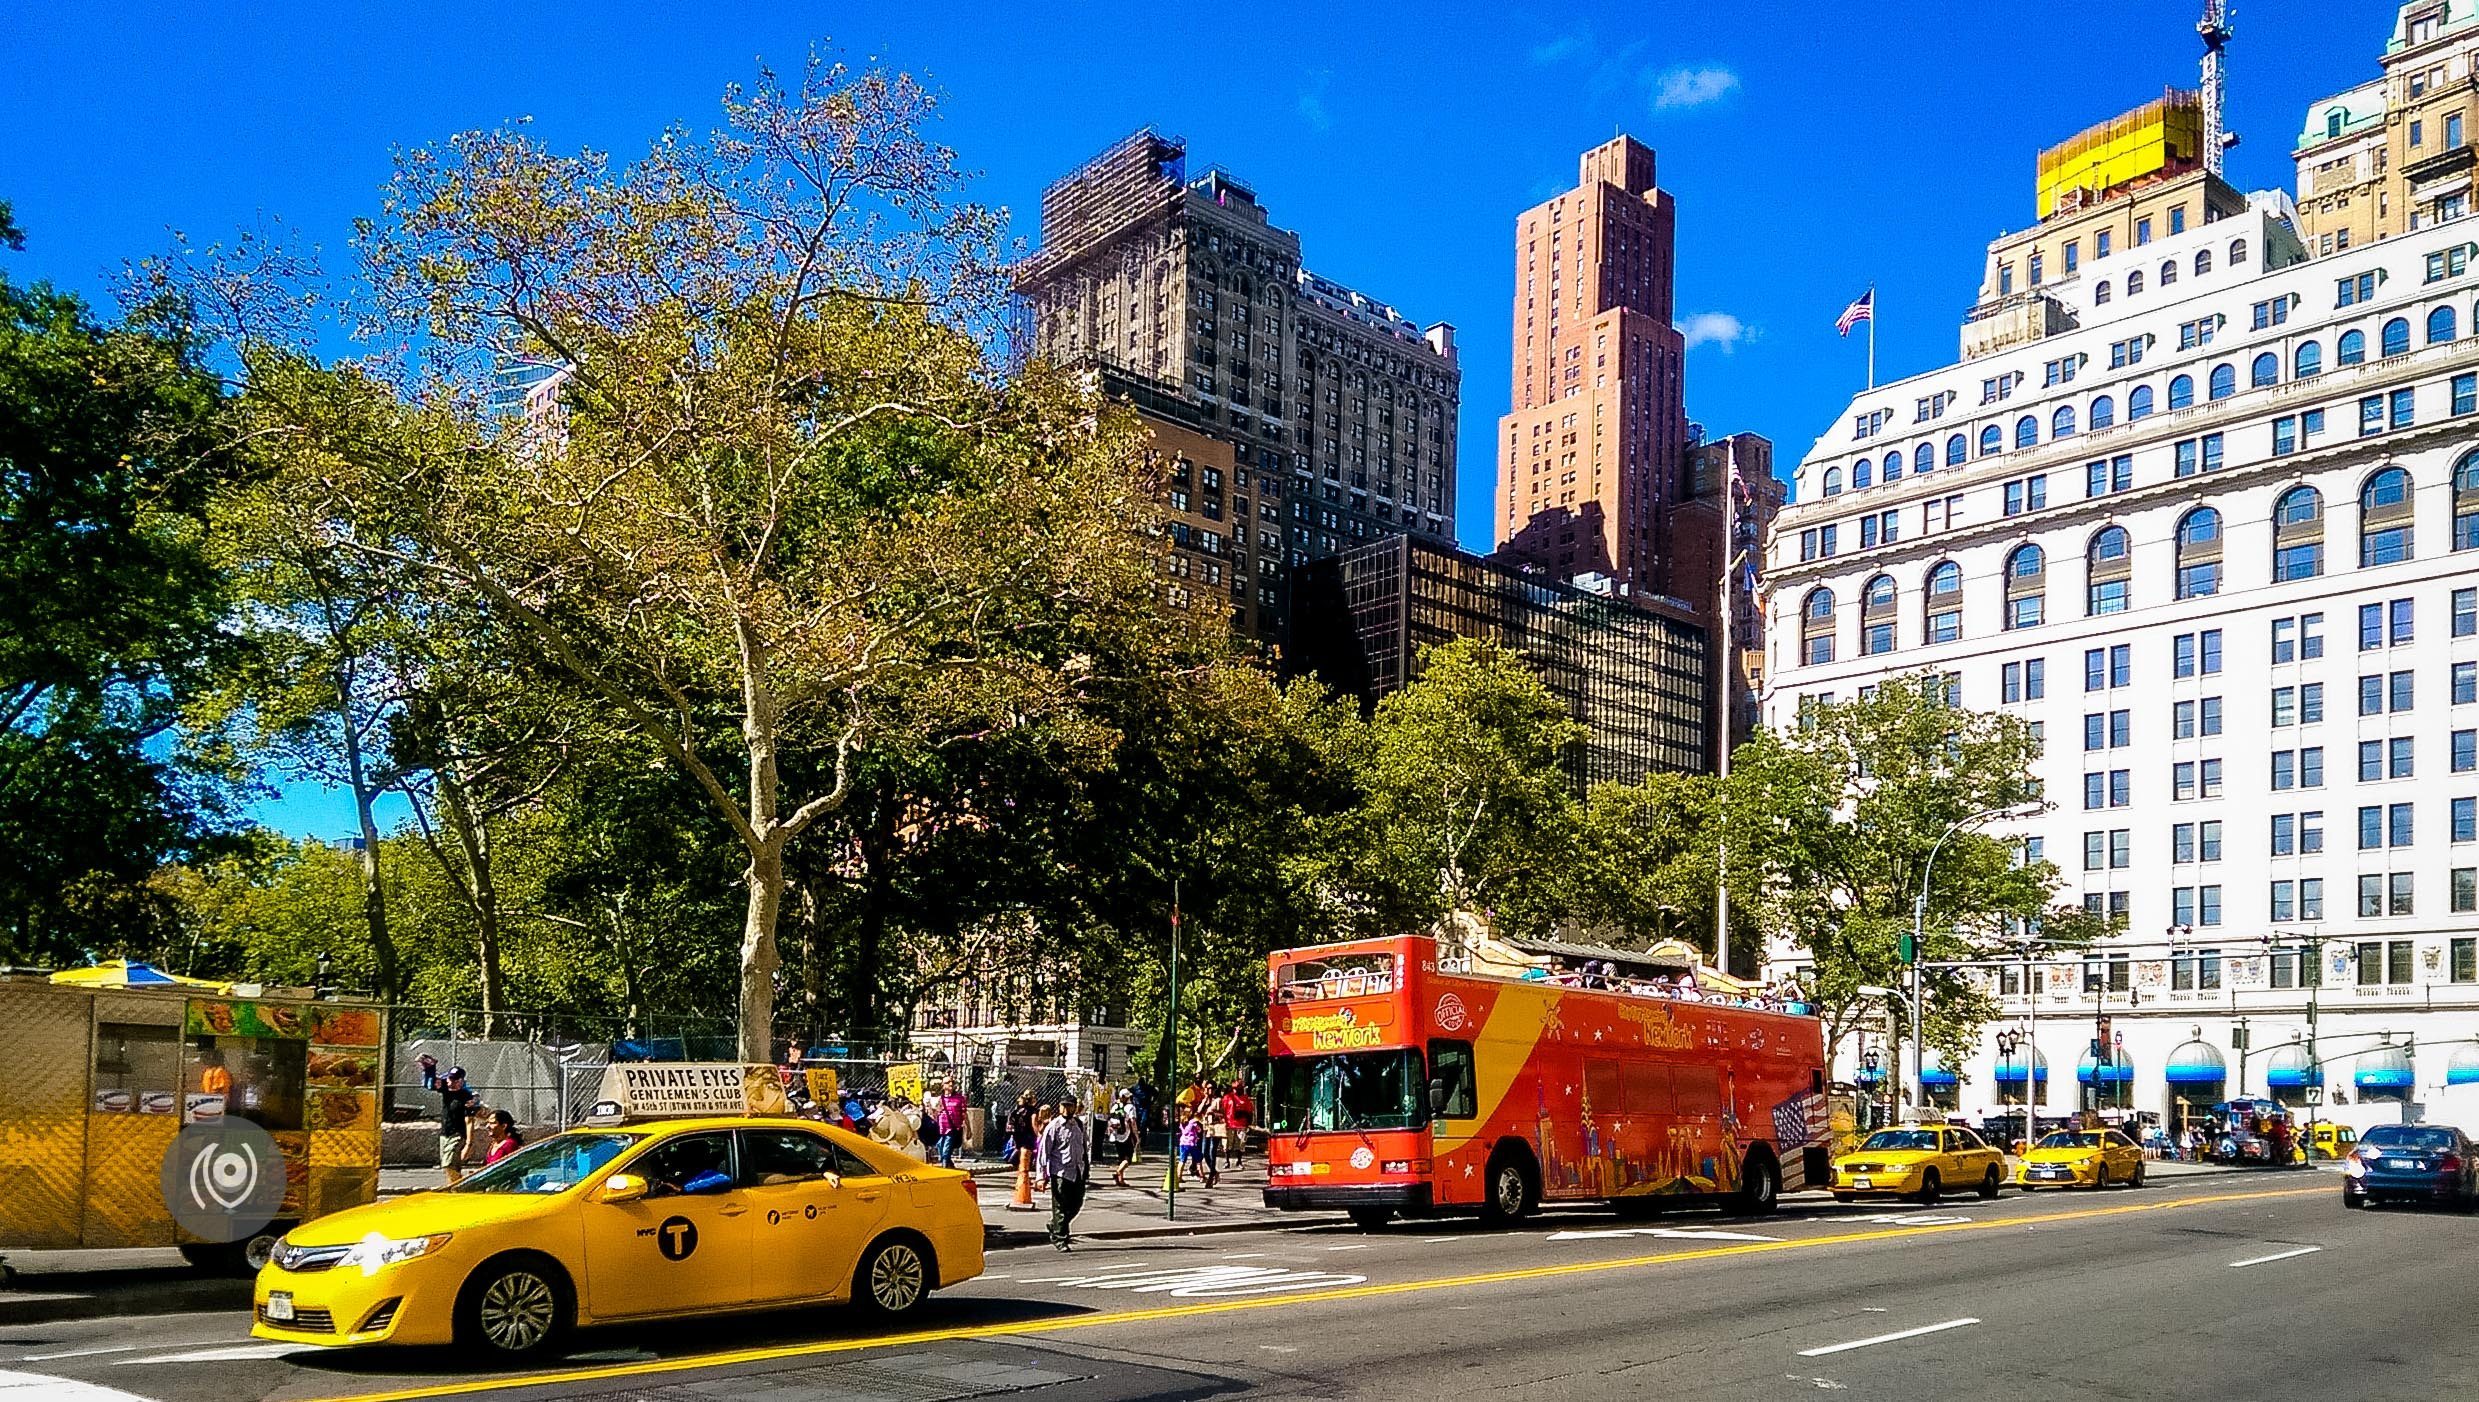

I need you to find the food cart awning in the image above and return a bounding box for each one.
[51,960,232,992]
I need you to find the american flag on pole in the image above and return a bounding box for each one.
[1836,289,1874,336]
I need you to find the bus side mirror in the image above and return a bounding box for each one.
[1428,1080,1448,1113]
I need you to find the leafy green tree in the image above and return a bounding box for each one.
[1554,771,1724,950]
[0,200,239,965]
[1723,673,2100,1080]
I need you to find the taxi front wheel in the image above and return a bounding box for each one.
[458,1254,571,1358]
[856,1235,932,1318]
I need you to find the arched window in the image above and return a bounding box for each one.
[1884,450,1902,483]
[2052,404,2076,437]
[2339,329,2366,365]
[1852,458,1873,490]
[2251,352,2279,387]
[2095,280,2113,305]
[2168,374,2194,409]
[2430,305,2458,343]
[1910,443,1932,477]
[1801,588,1836,665]
[2087,525,2132,615]
[2195,248,2212,276]
[2014,414,2038,448]
[2207,364,2236,400]
[1821,466,1843,497]
[1924,561,1963,644]
[2361,466,2415,566]
[2175,506,2224,599]
[2273,485,2325,581]
[2089,394,2116,429]
[1861,574,1898,656]
[2129,385,2155,419]
[2296,341,2323,377]
[2230,237,2249,265]
[2160,259,2178,286]
[2382,317,2411,357]
[2128,269,2146,295]
[1946,433,1968,466]
[2456,451,2479,551]
[1978,425,2002,456]
[2004,544,2045,630]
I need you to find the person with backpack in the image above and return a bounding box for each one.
[1105,1092,1137,1187]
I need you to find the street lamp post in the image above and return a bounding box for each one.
[1910,804,2036,1114]
[1997,1027,2023,1150]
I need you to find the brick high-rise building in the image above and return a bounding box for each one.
[1495,136,1689,598]
[1015,129,1460,644]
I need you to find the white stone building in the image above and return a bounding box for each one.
[1761,31,2479,1139]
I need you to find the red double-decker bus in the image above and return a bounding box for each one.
[1262,936,1828,1227]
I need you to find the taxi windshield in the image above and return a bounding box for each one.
[1858,1130,1939,1152]
[2036,1131,2106,1150]
[449,1132,638,1194]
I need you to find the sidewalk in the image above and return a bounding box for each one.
[976,1154,1341,1247]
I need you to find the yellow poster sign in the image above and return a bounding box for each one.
[805,1067,840,1110]
[885,1062,924,1105]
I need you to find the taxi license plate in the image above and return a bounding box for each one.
[265,1292,295,1323]
[1853,1176,1872,1189]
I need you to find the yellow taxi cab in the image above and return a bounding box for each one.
[2301,1122,2358,1163]
[2015,1127,2146,1190]
[249,1116,983,1357]
[1830,1124,2006,1204]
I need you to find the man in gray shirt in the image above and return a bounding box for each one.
[1038,1094,1092,1251]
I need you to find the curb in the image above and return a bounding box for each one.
[0,1275,249,1327]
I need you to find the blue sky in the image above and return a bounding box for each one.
[0,1,2394,834]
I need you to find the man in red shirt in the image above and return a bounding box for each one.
[1219,1081,1256,1165]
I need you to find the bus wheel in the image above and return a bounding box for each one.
[1348,1207,1394,1231]
[1729,1151,1779,1216]
[1480,1148,1536,1224]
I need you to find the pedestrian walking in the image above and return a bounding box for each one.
[1219,1081,1255,1165]
[436,1066,482,1187]
[1106,1091,1137,1187]
[1198,1093,1226,1186]
[1039,1093,1092,1251]
[1176,1107,1206,1185]
[932,1081,965,1167]
[1129,1079,1154,1162]
[484,1109,523,1165]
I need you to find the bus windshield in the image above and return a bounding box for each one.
[1269,1050,1426,1133]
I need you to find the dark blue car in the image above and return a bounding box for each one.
[2342,1123,2477,1209]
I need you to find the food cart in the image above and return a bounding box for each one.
[0,970,387,1275]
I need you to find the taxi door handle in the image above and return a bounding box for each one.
[718,1204,749,1217]
[856,1191,884,1203]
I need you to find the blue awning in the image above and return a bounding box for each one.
[2354,1045,2414,1091]
[1993,1046,2050,1085]
[2264,1044,2323,1089]
[2448,1046,2479,1087]
[1920,1050,1959,1087]
[2077,1047,2134,1085]
[2164,1040,2227,1085]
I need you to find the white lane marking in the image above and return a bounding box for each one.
[976,1273,1012,1281]
[113,1343,307,1365]
[19,1347,140,1362]
[1258,1345,1299,1353]
[1798,1317,1981,1357]
[1419,1236,1457,1243]
[1223,1252,1269,1259]
[1026,1264,1369,1298]
[0,1371,158,1400]
[1326,1243,1373,1252]
[2229,1245,2323,1268]
[1546,1227,1785,1243]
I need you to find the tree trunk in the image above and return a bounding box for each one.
[738,835,785,1062]
[434,768,506,1037]
[336,668,399,1006]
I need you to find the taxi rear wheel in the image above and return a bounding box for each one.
[458,1255,570,1358]
[856,1235,932,1317]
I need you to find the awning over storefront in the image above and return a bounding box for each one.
[2163,1040,2227,1085]
[1920,1050,1959,1087]
[1992,1047,2050,1084]
[2077,1047,2134,1085]
[2354,1045,2415,1091]
[2447,1045,2479,1087]
[2264,1043,2323,1089]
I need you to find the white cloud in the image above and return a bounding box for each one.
[1650,65,1740,111]
[1530,33,1587,65]
[1678,312,1751,353]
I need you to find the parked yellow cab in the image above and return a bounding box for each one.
[1831,1124,2007,1204]
[2016,1128,2147,1189]
[250,1117,983,1356]
[2301,1122,2358,1163]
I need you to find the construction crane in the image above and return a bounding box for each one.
[2200,0,2238,176]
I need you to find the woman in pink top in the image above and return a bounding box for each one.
[483,1110,522,1164]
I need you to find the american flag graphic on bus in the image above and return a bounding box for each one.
[1772,1092,1827,1150]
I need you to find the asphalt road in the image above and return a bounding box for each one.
[7,1172,2469,1401]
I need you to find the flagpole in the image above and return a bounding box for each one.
[1867,285,1877,390]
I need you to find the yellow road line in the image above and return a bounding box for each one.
[316,1182,2325,1401]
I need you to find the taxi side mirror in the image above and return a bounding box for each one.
[595,1173,649,1204]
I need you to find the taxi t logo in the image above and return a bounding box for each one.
[657,1215,698,1261]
